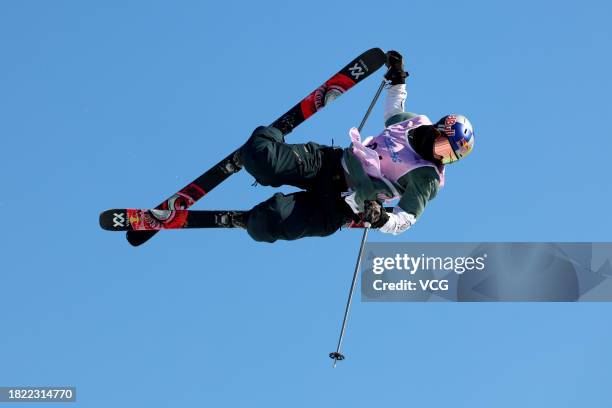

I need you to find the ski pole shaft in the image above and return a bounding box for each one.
[356,80,386,132]
[330,227,370,368]
[330,74,388,367]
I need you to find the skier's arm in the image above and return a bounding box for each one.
[379,168,440,235]
[383,84,408,124]
[383,50,409,124]
[363,201,416,235]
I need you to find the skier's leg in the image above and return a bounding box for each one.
[240,126,329,190]
[244,191,351,243]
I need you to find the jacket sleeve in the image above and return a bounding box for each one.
[383,84,407,124]
[395,167,440,220]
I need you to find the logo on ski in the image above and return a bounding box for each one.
[113,212,126,227]
[348,62,366,79]
[129,215,141,225]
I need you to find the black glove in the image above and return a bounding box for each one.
[364,200,390,228]
[384,50,409,85]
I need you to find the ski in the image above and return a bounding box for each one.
[125,48,387,246]
[101,209,388,231]
[102,209,238,231]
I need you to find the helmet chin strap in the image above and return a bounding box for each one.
[408,125,443,164]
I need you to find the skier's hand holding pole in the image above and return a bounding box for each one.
[363,200,390,228]
[364,200,415,235]
[384,50,408,85]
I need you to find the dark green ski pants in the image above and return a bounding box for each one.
[239,126,352,243]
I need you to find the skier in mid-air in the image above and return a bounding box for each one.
[232,51,475,242]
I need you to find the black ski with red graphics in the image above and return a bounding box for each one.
[103,209,389,231]
[126,48,386,246]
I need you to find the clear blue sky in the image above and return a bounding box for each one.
[1,1,611,407]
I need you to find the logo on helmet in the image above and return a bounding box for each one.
[442,115,457,137]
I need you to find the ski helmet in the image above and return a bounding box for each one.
[434,114,474,163]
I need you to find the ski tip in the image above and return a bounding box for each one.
[370,47,385,57]
[126,230,157,247]
[359,48,387,73]
[367,47,386,60]
[99,211,107,230]
[99,209,158,244]
[99,209,128,231]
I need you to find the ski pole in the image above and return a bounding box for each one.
[329,74,388,367]
[329,226,370,367]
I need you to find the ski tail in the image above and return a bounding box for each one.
[125,48,386,246]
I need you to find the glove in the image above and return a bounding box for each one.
[364,200,390,228]
[379,208,416,235]
[384,50,409,85]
